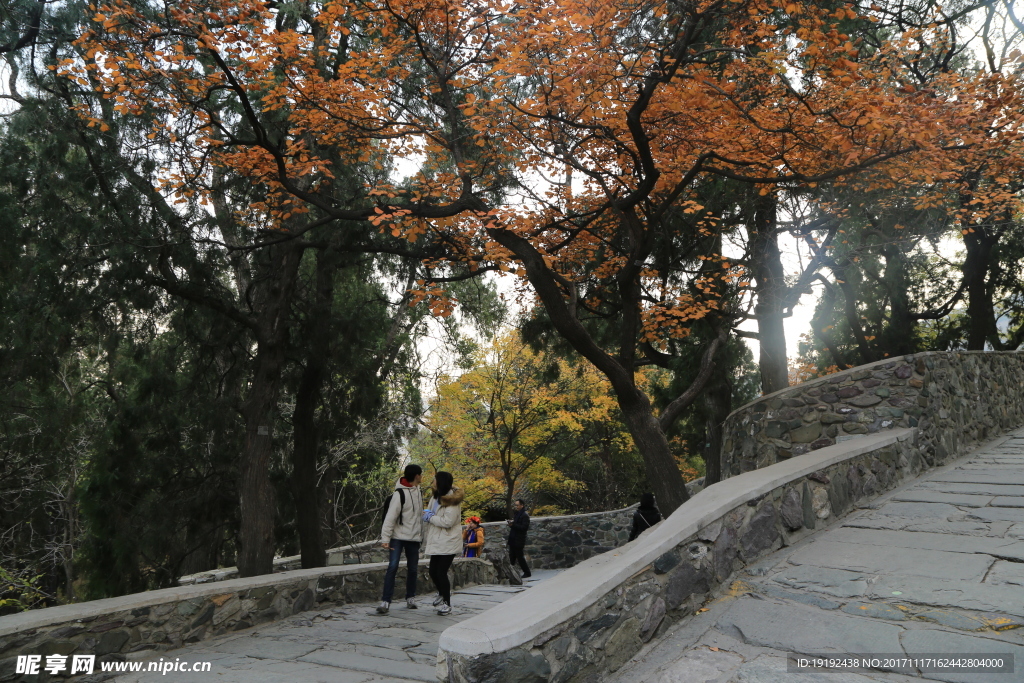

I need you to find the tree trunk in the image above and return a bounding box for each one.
[485,226,689,516]
[702,365,732,486]
[617,387,689,515]
[291,364,327,568]
[882,245,916,355]
[236,242,304,578]
[290,251,335,569]
[319,463,340,548]
[832,267,876,366]
[749,192,789,394]
[504,482,515,520]
[963,229,1000,350]
[292,390,326,567]
[597,439,616,511]
[237,348,285,577]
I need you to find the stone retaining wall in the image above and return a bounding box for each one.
[720,351,1024,478]
[0,558,494,677]
[437,429,934,682]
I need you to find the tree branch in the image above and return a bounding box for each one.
[657,330,726,432]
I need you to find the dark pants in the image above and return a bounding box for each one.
[382,539,420,603]
[508,542,530,576]
[428,554,456,604]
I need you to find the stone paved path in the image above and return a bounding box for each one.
[612,428,1024,683]
[107,571,559,682]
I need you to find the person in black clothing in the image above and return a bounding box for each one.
[628,493,662,541]
[506,499,531,578]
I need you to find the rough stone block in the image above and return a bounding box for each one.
[573,613,619,643]
[812,487,831,519]
[698,519,723,543]
[640,597,666,642]
[189,603,214,630]
[780,487,803,531]
[790,423,822,444]
[740,504,779,559]
[95,629,131,656]
[602,617,641,671]
[801,481,816,530]
[665,563,710,610]
[849,394,883,407]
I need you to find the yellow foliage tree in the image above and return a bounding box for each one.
[414,332,639,518]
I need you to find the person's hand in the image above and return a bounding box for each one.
[381,542,391,549]
[422,510,435,522]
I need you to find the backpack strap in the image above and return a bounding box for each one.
[396,488,405,526]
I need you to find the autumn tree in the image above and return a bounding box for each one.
[74,0,1024,522]
[790,0,1024,364]
[0,67,472,597]
[60,0,516,576]
[414,0,1021,512]
[413,332,649,517]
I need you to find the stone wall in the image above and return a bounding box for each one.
[179,541,391,585]
[182,504,673,586]
[0,558,494,677]
[437,429,936,682]
[474,482,704,570]
[477,507,634,570]
[720,351,1024,478]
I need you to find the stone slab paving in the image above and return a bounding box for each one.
[94,571,560,682]
[611,428,1024,683]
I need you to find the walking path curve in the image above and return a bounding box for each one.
[610,428,1024,683]
[102,572,559,683]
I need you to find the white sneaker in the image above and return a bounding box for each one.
[437,601,451,615]
[406,598,418,609]
[432,594,443,607]
[376,601,390,614]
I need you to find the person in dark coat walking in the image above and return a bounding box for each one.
[506,499,531,578]
[628,493,662,541]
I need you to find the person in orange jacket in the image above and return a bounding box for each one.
[462,516,485,558]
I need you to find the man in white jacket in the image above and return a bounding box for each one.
[377,464,424,614]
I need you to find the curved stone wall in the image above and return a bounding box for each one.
[437,429,929,682]
[0,559,495,672]
[474,481,703,570]
[477,507,634,570]
[181,502,687,586]
[720,351,1024,478]
[432,352,1024,682]
[178,541,392,585]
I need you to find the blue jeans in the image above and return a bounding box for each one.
[382,539,420,603]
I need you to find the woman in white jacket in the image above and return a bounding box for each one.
[422,471,464,615]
